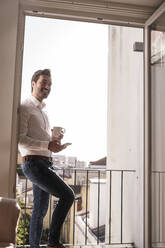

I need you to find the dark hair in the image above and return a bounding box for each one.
[31,69,51,92]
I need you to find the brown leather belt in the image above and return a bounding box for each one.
[23,155,52,162]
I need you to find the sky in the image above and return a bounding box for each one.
[21,16,108,163]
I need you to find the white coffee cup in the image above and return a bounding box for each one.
[52,126,65,138]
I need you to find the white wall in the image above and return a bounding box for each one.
[0,0,19,197]
[106,26,144,247]
[75,216,99,246]
[88,179,106,228]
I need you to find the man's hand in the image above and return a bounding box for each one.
[48,140,67,153]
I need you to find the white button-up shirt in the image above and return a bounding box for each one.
[18,95,51,157]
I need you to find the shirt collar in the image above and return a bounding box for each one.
[29,95,46,109]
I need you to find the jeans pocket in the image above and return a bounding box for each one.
[21,160,39,180]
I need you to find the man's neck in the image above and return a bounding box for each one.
[32,93,42,102]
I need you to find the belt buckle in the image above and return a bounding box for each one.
[23,156,28,162]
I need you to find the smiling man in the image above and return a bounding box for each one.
[18,69,75,248]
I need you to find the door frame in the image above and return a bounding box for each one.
[11,1,165,248]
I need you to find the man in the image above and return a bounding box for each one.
[18,69,75,248]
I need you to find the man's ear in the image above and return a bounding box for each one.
[31,81,35,91]
[32,81,35,87]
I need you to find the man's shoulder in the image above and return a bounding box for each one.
[20,98,33,111]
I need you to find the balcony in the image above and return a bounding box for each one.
[16,165,136,248]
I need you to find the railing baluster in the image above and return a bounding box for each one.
[23,178,28,247]
[72,169,76,245]
[159,172,161,243]
[109,170,112,245]
[85,170,89,245]
[97,170,100,244]
[121,171,123,244]
[49,195,52,230]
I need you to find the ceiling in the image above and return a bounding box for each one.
[36,0,164,8]
[95,0,163,7]
[22,0,165,27]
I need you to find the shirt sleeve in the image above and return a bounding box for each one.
[18,105,49,150]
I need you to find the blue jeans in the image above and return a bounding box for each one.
[21,159,75,248]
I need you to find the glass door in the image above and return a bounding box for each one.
[150,12,165,248]
[144,4,165,248]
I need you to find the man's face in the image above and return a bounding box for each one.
[32,75,52,101]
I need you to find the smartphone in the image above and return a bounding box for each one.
[64,143,72,146]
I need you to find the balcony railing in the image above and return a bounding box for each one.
[16,166,136,247]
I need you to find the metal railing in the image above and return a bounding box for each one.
[16,166,136,247]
